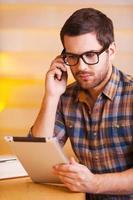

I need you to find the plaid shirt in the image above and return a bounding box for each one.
[54,66,133,200]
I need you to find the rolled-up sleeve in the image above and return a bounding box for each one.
[53,98,68,146]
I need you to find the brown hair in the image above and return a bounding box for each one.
[60,8,114,48]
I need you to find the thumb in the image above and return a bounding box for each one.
[69,157,77,165]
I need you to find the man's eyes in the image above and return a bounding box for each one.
[85,52,96,58]
[65,52,96,59]
[66,55,77,60]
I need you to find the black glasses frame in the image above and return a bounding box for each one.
[61,45,109,66]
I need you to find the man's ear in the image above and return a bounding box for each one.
[109,42,116,61]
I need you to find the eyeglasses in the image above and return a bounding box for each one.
[61,45,109,66]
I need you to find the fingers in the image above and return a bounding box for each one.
[53,168,85,192]
[70,157,77,164]
[50,56,67,71]
[48,56,67,81]
[54,170,86,183]
[48,67,63,81]
[53,158,79,173]
[53,161,89,182]
[53,163,76,173]
[53,163,81,183]
[53,159,95,193]
[53,170,76,178]
[64,182,80,192]
[57,175,79,192]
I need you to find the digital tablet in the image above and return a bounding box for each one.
[5,136,69,183]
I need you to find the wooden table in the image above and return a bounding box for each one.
[0,177,85,200]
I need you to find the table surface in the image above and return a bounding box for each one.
[0,177,85,200]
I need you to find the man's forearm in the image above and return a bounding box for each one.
[95,168,133,195]
[32,95,60,138]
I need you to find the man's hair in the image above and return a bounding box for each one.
[60,8,114,48]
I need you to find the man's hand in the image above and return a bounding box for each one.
[31,55,67,138]
[53,157,97,193]
[53,157,133,195]
[45,55,68,97]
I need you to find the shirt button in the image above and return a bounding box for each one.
[112,123,120,128]
[94,155,99,161]
[67,123,73,128]
[93,153,99,161]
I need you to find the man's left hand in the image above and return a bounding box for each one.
[53,157,97,193]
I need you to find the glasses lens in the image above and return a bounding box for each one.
[64,54,78,66]
[82,52,98,64]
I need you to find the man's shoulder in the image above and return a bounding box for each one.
[115,67,133,97]
[118,68,133,86]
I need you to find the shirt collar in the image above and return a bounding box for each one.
[102,66,120,100]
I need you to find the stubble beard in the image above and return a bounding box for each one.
[73,64,110,90]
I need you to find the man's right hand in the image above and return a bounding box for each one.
[45,55,68,98]
[31,55,67,138]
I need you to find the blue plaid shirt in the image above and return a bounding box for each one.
[54,66,133,199]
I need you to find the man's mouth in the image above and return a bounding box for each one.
[77,72,94,80]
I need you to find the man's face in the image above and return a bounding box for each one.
[63,33,115,89]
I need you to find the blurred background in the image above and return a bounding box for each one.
[0,0,133,154]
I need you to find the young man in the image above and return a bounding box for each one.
[31,8,133,199]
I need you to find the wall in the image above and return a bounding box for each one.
[0,0,133,154]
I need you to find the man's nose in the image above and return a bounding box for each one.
[77,57,88,71]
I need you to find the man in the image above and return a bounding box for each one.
[31,8,133,199]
